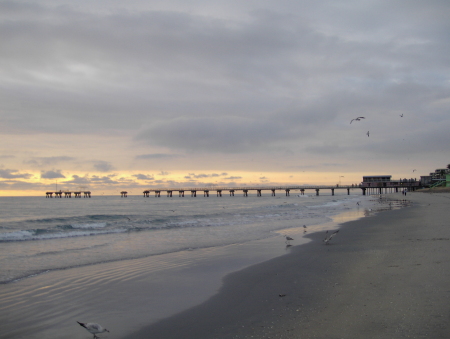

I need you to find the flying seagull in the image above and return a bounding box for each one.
[323,230,339,245]
[77,322,109,339]
[285,235,294,245]
[350,117,365,124]
[400,114,404,117]
[366,131,370,137]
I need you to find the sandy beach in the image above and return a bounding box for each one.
[124,191,450,339]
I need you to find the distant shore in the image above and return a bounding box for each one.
[124,192,450,339]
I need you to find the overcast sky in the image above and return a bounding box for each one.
[1,0,449,195]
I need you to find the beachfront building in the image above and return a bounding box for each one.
[431,168,449,180]
[420,175,432,186]
[361,175,392,184]
[421,167,450,188]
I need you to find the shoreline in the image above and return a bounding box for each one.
[124,192,450,339]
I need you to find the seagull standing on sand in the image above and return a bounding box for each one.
[303,225,307,233]
[77,321,109,339]
[285,235,294,245]
[350,117,365,124]
[323,230,339,245]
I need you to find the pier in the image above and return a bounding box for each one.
[142,179,421,198]
[45,191,91,198]
[143,185,360,197]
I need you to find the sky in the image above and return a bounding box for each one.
[1,0,449,196]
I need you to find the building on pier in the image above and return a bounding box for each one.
[360,175,420,194]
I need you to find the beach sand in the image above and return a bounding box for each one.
[124,192,450,339]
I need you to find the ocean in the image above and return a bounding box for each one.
[0,192,395,338]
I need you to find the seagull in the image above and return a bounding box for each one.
[350,117,365,124]
[303,225,307,233]
[400,114,403,117]
[413,169,416,172]
[285,235,294,245]
[366,131,370,137]
[323,230,339,245]
[77,322,109,339]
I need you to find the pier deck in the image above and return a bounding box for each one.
[143,185,358,197]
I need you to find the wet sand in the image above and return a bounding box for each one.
[125,192,450,339]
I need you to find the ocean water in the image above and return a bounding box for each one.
[0,192,404,338]
[0,192,381,284]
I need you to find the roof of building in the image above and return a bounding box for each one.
[363,175,392,178]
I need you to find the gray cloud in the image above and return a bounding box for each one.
[40,170,66,179]
[62,174,126,186]
[26,156,75,166]
[187,173,228,179]
[136,154,181,160]
[89,175,120,184]
[0,168,32,179]
[133,174,154,181]
[136,117,289,153]
[93,161,114,172]
[63,175,91,185]
[0,180,45,190]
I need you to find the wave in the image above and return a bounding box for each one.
[70,222,107,229]
[26,214,131,223]
[0,228,128,242]
[0,213,280,242]
[0,198,360,242]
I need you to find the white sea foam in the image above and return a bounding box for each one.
[0,228,127,241]
[0,230,34,241]
[71,222,107,229]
